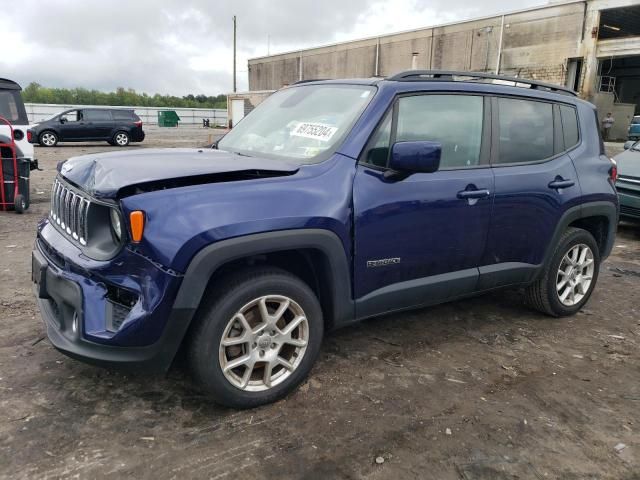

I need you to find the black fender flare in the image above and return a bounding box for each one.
[540,200,618,269]
[173,229,355,326]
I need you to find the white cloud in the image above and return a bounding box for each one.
[2,0,544,96]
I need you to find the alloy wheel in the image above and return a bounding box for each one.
[556,243,595,306]
[219,295,309,392]
[115,133,129,145]
[41,132,57,146]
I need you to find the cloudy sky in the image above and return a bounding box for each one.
[5,0,544,96]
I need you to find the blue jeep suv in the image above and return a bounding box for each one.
[32,71,619,408]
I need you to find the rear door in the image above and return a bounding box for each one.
[353,93,494,318]
[83,109,114,139]
[479,96,582,289]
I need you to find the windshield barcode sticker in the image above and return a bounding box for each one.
[291,122,338,142]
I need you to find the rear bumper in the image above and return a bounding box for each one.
[131,130,145,142]
[32,230,193,373]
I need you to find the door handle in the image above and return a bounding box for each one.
[548,179,575,190]
[457,189,491,200]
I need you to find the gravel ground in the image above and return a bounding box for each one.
[0,130,638,479]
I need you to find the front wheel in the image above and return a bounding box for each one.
[525,227,600,317]
[188,268,324,408]
[39,131,58,147]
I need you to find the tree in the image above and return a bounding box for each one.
[20,83,227,109]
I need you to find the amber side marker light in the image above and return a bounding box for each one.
[130,211,145,243]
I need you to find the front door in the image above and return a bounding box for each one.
[353,93,494,319]
[57,110,84,140]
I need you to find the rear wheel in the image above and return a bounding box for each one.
[525,227,600,317]
[113,131,130,146]
[188,267,323,408]
[39,131,58,147]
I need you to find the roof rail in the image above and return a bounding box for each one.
[386,70,577,96]
[292,79,328,85]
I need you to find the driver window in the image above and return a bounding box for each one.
[60,111,80,122]
[396,95,483,168]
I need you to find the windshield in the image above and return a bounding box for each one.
[42,112,62,122]
[632,117,640,125]
[218,84,375,163]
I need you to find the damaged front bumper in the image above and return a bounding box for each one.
[32,220,193,372]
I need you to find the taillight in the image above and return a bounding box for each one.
[134,120,142,128]
[27,130,32,142]
[609,158,618,183]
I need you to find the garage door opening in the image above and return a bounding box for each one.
[598,5,640,40]
[598,55,640,114]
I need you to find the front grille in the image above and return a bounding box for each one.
[50,178,91,245]
[620,204,640,217]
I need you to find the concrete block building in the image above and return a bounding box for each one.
[237,0,640,139]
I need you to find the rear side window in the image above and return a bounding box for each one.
[0,90,28,125]
[112,110,135,121]
[560,105,579,150]
[496,98,554,164]
[84,109,112,121]
[396,95,484,168]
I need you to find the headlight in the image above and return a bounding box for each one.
[110,209,122,241]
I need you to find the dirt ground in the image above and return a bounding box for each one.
[0,128,639,479]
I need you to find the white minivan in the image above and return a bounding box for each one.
[0,78,34,163]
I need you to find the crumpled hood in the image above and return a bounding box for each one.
[58,148,299,199]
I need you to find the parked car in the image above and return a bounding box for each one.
[28,108,145,147]
[32,71,618,408]
[0,78,34,164]
[628,115,640,141]
[615,140,640,221]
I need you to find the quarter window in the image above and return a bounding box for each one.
[497,98,554,164]
[560,105,579,150]
[396,95,484,168]
[112,110,134,121]
[364,110,392,167]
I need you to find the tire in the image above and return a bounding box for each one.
[14,194,26,214]
[39,131,58,147]
[113,131,130,146]
[188,267,324,408]
[525,227,600,317]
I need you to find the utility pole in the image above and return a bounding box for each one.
[233,15,237,93]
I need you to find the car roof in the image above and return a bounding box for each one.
[294,70,580,103]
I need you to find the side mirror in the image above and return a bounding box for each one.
[388,141,441,176]
[623,141,634,150]
[59,117,66,124]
